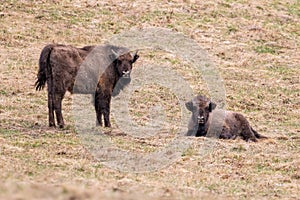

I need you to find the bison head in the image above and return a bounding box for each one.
[110,49,139,79]
[185,95,216,136]
[110,49,139,97]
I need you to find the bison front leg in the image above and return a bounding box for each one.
[235,114,257,142]
[103,96,111,127]
[186,129,196,136]
[219,132,235,140]
[103,110,111,127]
[94,92,103,127]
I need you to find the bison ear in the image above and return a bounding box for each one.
[132,51,139,63]
[185,101,194,111]
[209,102,217,112]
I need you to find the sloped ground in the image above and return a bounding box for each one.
[0,0,299,199]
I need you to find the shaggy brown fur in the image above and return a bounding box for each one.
[185,95,267,142]
[35,44,139,128]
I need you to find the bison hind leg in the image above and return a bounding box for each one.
[241,129,258,142]
[53,93,65,128]
[242,127,267,142]
[251,127,268,139]
[48,92,56,127]
[240,131,257,142]
[246,137,258,142]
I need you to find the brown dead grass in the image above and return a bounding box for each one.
[0,0,299,199]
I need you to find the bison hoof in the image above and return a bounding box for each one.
[247,138,258,142]
[96,122,103,127]
[49,123,56,127]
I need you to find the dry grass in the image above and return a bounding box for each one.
[0,0,299,199]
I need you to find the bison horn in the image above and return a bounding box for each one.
[132,50,138,56]
[111,49,119,58]
[131,50,139,63]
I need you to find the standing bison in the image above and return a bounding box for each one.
[185,95,267,142]
[35,44,139,128]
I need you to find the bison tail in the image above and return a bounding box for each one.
[35,44,53,91]
[251,127,268,139]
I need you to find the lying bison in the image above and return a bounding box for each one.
[35,44,139,128]
[185,95,267,142]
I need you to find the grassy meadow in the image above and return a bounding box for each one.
[0,0,299,199]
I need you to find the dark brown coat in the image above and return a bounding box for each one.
[35,44,139,128]
[185,95,267,142]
